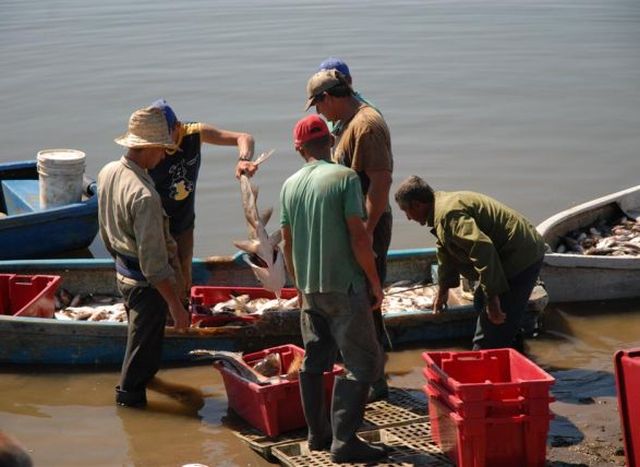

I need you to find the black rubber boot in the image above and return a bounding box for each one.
[368,377,389,402]
[299,372,332,451]
[115,385,147,408]
[330,377,387,463]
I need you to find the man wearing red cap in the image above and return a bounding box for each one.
[280,115,387,463]
[305,69,394,401]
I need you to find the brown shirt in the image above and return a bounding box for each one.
[98,156,177,286]
[332,105,393,212]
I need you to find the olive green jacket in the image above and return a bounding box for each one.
[430,191,545,297]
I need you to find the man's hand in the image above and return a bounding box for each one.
[370,283,384,311]
[433,286,449,313]
[486,295,506,324]
[169,303,191,330]
[235,160,258,178]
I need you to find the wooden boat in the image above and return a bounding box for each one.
[537,185,640,303]
[0,160,98,260]
[0,248,548,365]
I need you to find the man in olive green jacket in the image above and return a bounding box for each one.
[394,176,546,350]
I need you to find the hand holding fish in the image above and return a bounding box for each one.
[234,149,275,179]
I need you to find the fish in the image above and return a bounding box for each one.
[555,215,640,257]
[188,349,276,385]
[233,165,286,298]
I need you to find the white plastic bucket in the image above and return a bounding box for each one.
[37,149,86,209]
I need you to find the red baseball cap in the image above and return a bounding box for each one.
[293,115,330,150]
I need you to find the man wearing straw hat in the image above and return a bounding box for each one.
[98,106,191,408]
[148,99,257,298]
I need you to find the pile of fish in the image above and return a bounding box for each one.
[201,294,298,316]
[554,216,640,256]
[51,283,441,324]
[54,289,127,322]
[382,284,436,313]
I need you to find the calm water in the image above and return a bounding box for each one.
[1,0,640,465]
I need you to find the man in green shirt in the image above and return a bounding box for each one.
[280,115,386,463]
[394,175,546,350]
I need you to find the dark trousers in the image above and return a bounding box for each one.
[300,285,383,383]
[117,280,168,396]
[472,259,543,350]
[371,211,392,349]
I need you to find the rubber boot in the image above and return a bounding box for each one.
[115,385,147,408]
[330,377,387,463]
[368,377,389,402]
[299,372,331,451]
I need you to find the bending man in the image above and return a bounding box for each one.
[395,175,545,350]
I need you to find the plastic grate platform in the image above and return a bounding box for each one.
[271,421,453,467]
[232,387,428,459]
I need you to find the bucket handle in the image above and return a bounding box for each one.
[83,176,97,196]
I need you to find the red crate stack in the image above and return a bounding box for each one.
[614,348,640,467]
[215,344,343,438]
[422,348,555,467]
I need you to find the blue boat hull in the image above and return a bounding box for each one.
[0,161,98,259]
[0,250,548,365]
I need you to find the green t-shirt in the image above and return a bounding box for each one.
[280,160,366,294]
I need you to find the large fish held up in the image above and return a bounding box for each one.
[233,150,286,298]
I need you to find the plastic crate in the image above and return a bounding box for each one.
[423,380,553,419]
[216,344,343,438]
[422,349,554,402]
[614,348,640,467]
[190,286,297,327]
[428,391,551,467]
[0,274,62,318]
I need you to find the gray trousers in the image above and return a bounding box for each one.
[117,280,168,396]
[300,285,384,383]
[472,259,544,350]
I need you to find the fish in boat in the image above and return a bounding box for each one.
[232,152,286,298]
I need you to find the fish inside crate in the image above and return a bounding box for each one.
[210,344,343,437]
[190,286,298,327]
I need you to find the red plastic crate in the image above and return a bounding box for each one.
[190,286,297,327]
[215,344,343,437]
[424,380,553,418]
[422,349,554,402]
[0,274,61,318]
[428,391,551,467]
[614,348,640,467]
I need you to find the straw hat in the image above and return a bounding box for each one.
[114,107,179,151]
